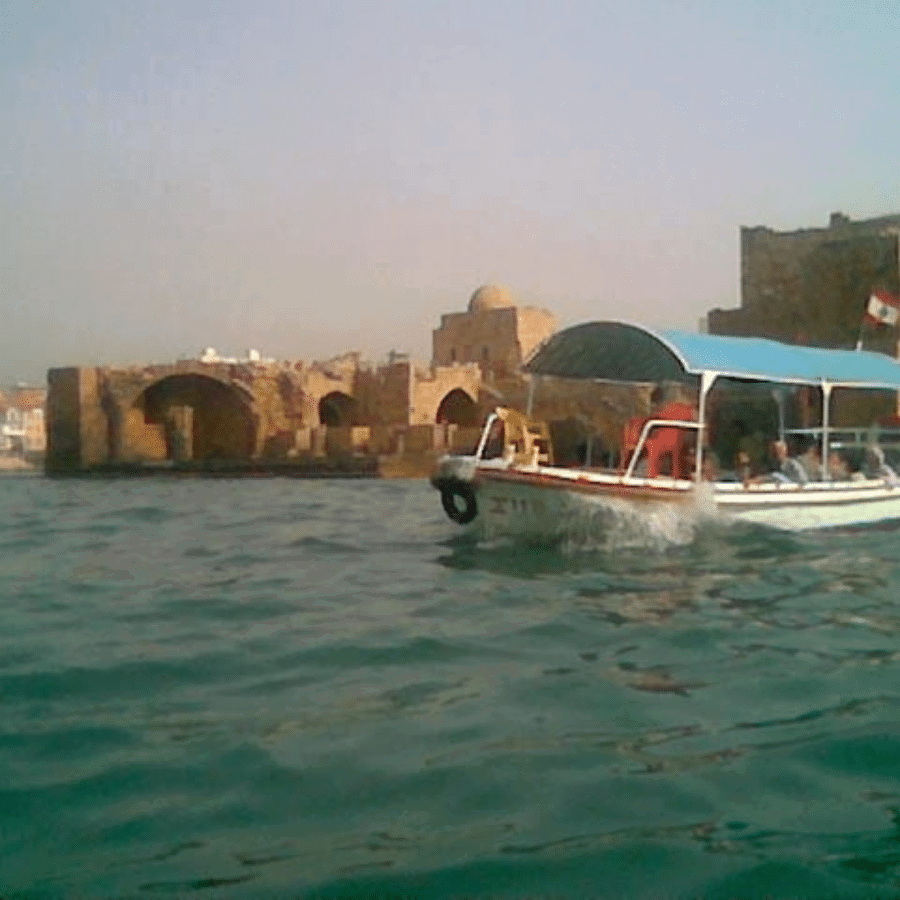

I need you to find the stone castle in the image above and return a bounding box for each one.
[45,211,900,474]
[708,211,900,351]
[45,284,562,473]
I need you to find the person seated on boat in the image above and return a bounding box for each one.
[681,440,720,481]
[768,439,809,485]
[863,445,899,485]
[735,451,753,487]
[827,449,851,481]
[796,439,824,482]
[680,441,697,479]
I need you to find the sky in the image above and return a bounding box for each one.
[2,0,899,383]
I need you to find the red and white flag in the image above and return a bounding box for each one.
[866,290,900,327]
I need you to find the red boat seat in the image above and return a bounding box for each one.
[622,401,697,478]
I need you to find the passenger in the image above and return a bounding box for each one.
[828,449,851,480]
[796,440,824,481]
[770,439,808,484]
[864,445,899,485]
[680,443,695,477]
[701,446,720,481]
[736,451,752,487]
[679,440,719,481]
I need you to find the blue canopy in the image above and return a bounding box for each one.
[523,321,900,390]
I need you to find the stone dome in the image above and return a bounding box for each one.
[467,284,516,314]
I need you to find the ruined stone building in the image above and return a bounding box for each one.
[708,211,900,352]
[432,284,557,381]
[45,284,558,473]
[707,211,900,434]
[46,214,900,475]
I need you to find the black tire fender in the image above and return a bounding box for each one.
[440,481,478,524]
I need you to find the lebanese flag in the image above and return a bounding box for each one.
[865,290,900,327]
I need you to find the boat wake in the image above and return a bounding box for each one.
[561,486,724,553]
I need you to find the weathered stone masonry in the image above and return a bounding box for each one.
[46,284,557,473]
[709,211,900,352]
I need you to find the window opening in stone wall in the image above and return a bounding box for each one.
[435,388,479,427]
[318,391,359,427]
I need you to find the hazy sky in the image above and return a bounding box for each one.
[2,0,899,382]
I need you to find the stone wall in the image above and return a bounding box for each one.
[432,307,522,375]
[45,367,107,470]
[709,213,900,350]
[45,351,500,472]
[46,368,84,469]
[353,362,411,425]
[410,363,482,425]
[515,307,558,364]
[120,403,167,463]
[431,299,557,379]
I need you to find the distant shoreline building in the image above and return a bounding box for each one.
[0,385,46,462]
[708,211,900,352]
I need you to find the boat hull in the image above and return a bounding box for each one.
[715,479,900,530]
[433,456,900,537]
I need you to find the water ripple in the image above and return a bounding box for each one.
[3,478,900,898]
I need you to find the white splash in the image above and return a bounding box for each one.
[477,482,729,553]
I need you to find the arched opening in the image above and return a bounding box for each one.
[435,388,479,427]
[136,374,255,461]
[318,391,359,427]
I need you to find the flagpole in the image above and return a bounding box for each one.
[856,295,869,350]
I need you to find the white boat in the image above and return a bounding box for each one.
[431,321,900,536]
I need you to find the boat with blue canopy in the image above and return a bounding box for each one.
[431,321,900,535]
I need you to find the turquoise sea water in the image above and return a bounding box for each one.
[5,476,900,898]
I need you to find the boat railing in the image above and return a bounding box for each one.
[474,410,705,480]
[623,418,702,481]
[474,412,500,461]
[473,409,552,466]
[786,426,900,447]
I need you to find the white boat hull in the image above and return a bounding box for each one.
[714,478,900,530]
[433,456,900,538]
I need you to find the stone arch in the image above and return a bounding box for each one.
[318,391,359,427]
[435,388,479,427]
[133,373,256,461]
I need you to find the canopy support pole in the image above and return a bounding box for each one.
[772,388,786,441]
[696,371,717,482]
[822,381,833,481]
